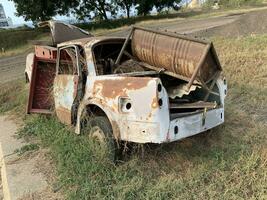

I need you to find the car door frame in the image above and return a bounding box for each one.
[53,44,83,125]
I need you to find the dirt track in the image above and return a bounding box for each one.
[0,54,27,84]
[108,13,241,37]
[0,8,266,84]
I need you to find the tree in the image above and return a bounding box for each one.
[115,0,136,18]
[11,0,56,22]
[75,0,117,21]
[136,0,154,16]
[11,0,79,23]
[154,0,181,12]
[135,0,182,16]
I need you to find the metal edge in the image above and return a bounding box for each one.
[132,25,210,45]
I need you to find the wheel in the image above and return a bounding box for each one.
[82,116,117,161]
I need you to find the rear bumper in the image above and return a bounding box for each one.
[167,107,224,142]
[119,107,224,143]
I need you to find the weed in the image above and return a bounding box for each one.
[14,143,39,155]
[0,79,27,117]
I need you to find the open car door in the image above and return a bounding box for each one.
[53,45,84,125]
[27,46,57,114]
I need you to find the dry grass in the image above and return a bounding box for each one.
[0,34,51,58]
[214,35,267,122]
[0,80,28,117]
[190,5,267,19]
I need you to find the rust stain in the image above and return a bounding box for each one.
[147,112,152,120]
[35,45,57,59]
[111,120,120,140]
[131,28,221,82]
[93,77,151,99]
[56,75,70,88]
[56,106,72,124]
[151,96,159,109]
[73,76,79,99]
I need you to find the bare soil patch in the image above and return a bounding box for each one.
[194,9,267,37]
[19,149,64,200]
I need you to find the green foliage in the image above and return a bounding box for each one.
[135,0,181,15]
[115,0,136,18]
[155,0,181,12]
[11,0,183,22]
[11,0,79,23]
[0,28,45,50]
[15,143,40,155]
[135,0,154,15]
[75,0,117,21]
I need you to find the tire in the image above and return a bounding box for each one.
[82,116,117,161]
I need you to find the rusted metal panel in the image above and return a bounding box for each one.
[131,26,221,83]
[38,20,93,45]
[27,45,57,114]
[75,75,170,143]
[53,75,79,125]
[35,45,57,59]
[55,106,72,125]
[93,77,152,99]
[27,58,56,114]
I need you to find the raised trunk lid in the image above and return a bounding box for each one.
[131,26,221,85]
[38,20,93,45]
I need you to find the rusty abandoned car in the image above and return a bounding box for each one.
[25,21,227,159]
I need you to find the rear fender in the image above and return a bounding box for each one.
[75,99,120,140]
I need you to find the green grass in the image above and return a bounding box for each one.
[14,143,40,156]
[18,115,266,199]
[1,35,267,199]
[0,32,51,58]
[0,28,48,51]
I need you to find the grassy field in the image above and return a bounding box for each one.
[0,28,48,50]
[0,33,266,199]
